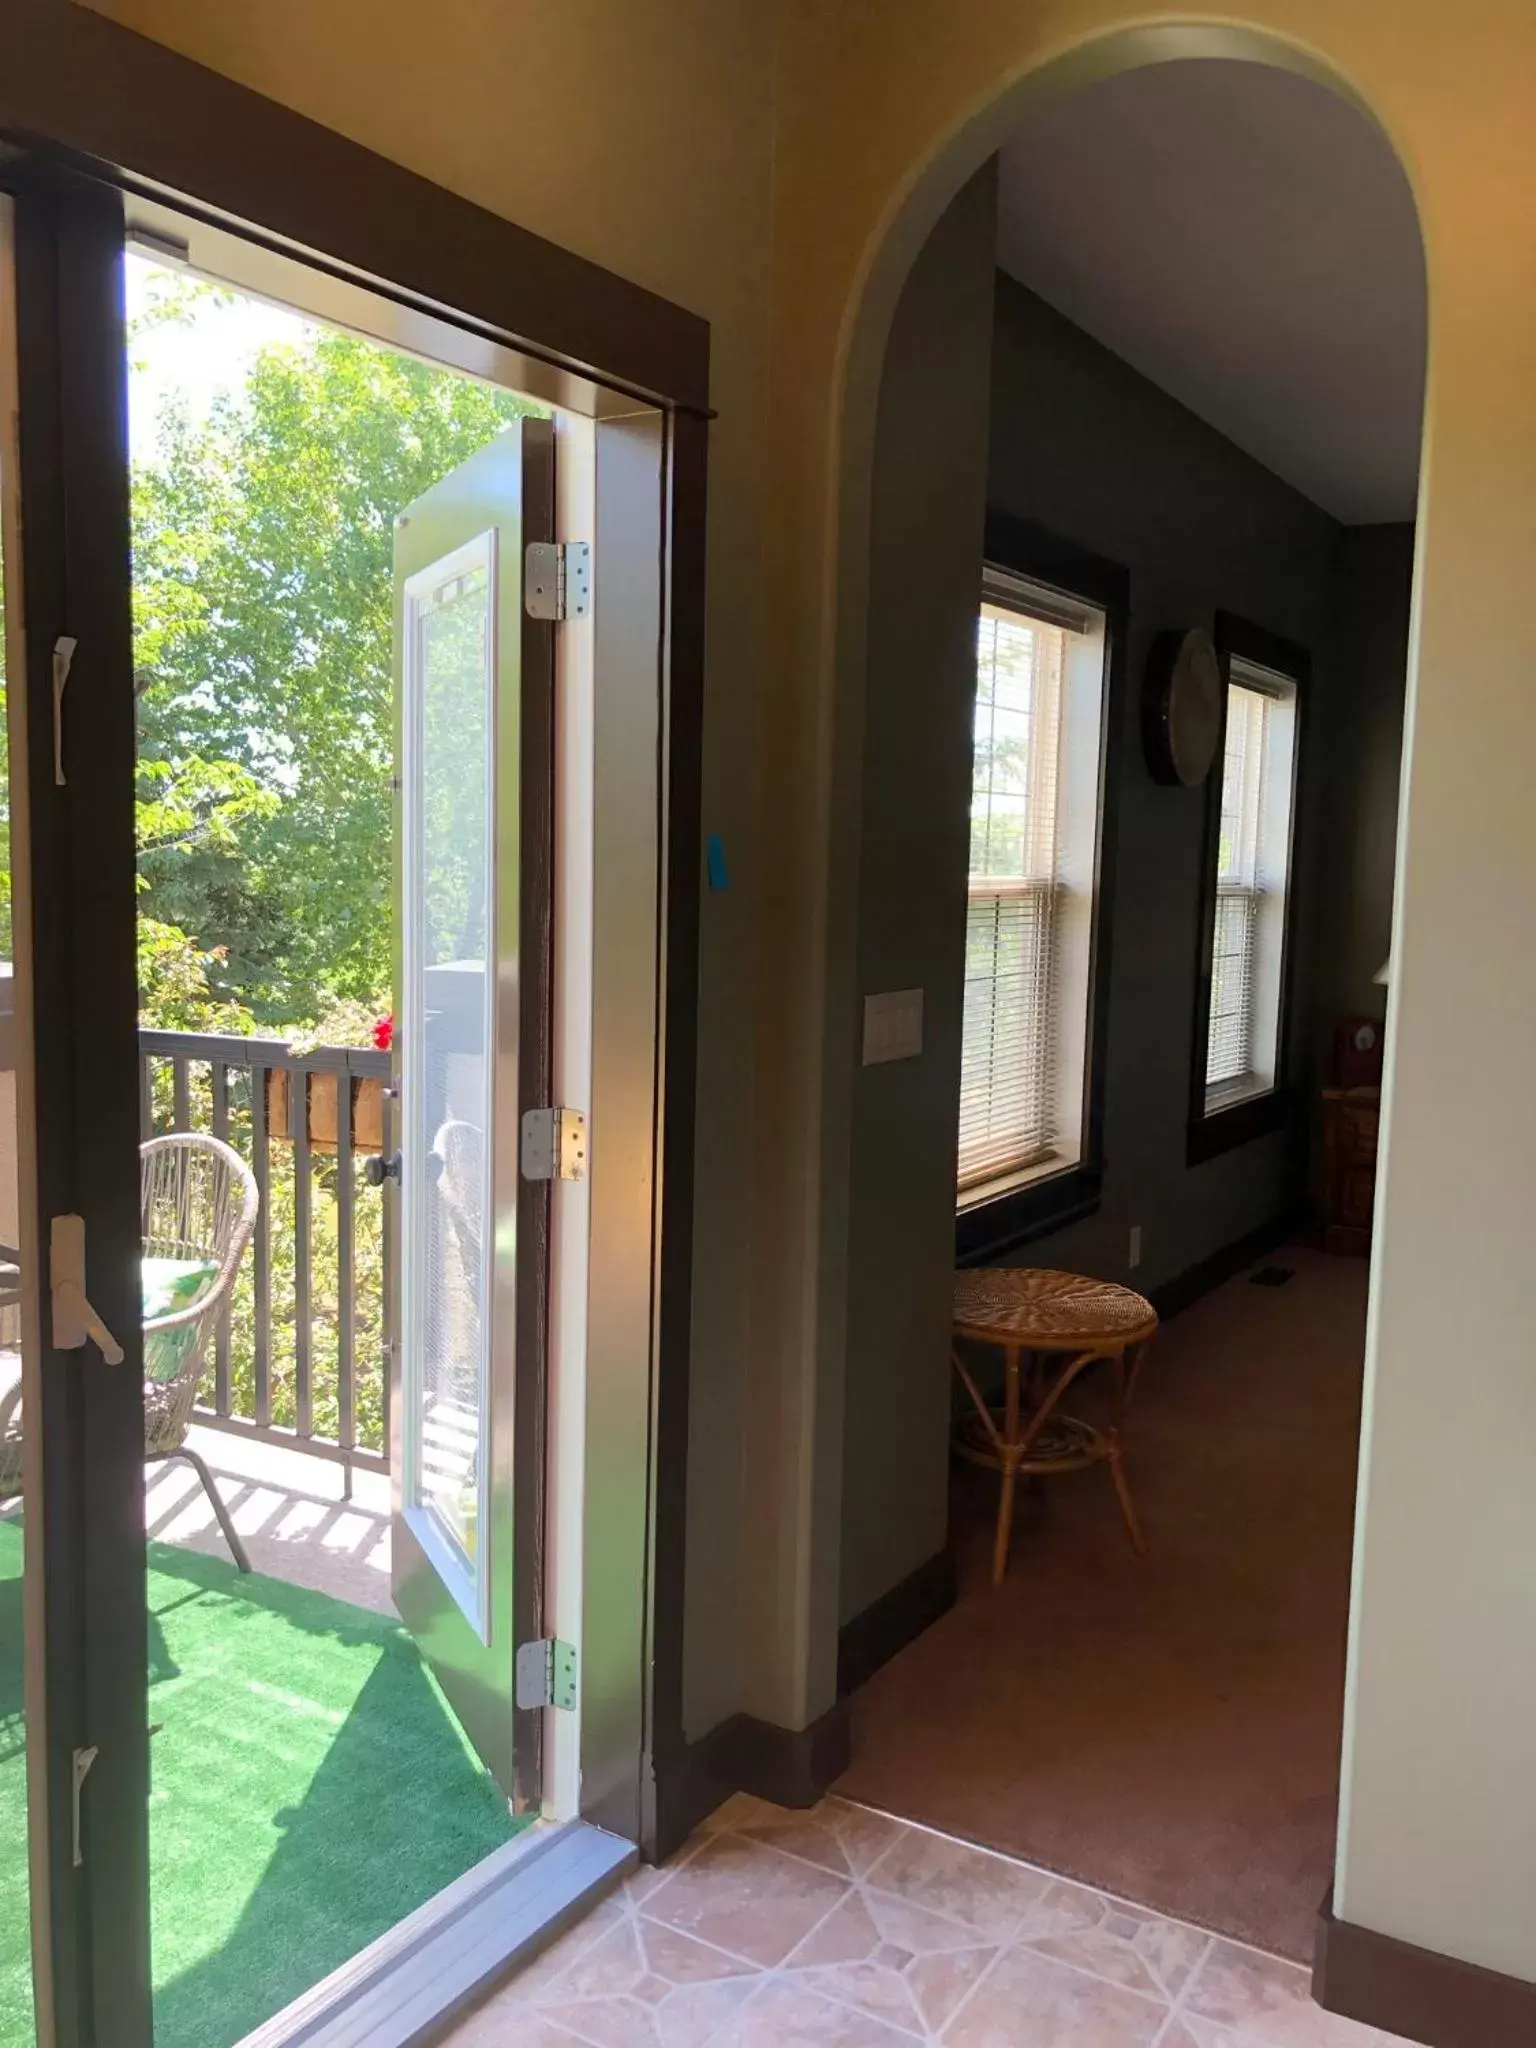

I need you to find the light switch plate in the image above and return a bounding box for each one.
[862,987,924,1065]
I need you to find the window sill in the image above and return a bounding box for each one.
[957,1150,1063,1213]
[1187,1084,1290,1165]
[956,1159,1102,1264]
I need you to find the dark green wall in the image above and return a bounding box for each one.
[839,264,1412,1629]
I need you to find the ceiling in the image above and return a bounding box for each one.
[995,60,1426,525]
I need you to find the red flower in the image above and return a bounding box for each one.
[372,1013,393,1051]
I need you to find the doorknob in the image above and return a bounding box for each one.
[364,1151,402,1188]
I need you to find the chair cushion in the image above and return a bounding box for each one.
[142,1256,219,1384]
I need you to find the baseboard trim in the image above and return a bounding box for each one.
[649,1699,852,1863]
[1148,1208,1303,1321]
[1314,1893,1536,2048]
[837,1548,956,1698]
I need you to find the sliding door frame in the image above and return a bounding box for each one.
[6,160,151,2048]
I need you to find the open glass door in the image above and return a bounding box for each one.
[392,421,555,1812]
[3,163,153,2048]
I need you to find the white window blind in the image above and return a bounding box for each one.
[1207,681,1268,1092]
[1205,661,1297,1108]
[958,594,1068,1191]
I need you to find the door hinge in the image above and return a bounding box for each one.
[524,541,591,622]
[515,1638,577,1712]
[520,1106,587,1183]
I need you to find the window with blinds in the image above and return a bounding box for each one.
[958,573,1105,1196]
[1204,658,1299,1113]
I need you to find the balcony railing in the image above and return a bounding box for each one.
[139,1028,394,1482]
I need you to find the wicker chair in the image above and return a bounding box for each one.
[0,1133,260,1570]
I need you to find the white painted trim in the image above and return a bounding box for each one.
[544,413,597,1822]
[398,528,500,1646]
[123,197,641,423]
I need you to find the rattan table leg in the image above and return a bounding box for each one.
[1108,1430,1147,1555]
[992,1344,1023,1585]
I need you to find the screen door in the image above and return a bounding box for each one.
[391,420,555,1810]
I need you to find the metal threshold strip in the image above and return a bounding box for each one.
[237,1820,636,2048]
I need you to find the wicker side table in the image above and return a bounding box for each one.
[952,1267,1158,1585]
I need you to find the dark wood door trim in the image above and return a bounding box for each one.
[0,0,709,415]
[643,408,706,1859]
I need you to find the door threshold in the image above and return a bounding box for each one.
[237,1819,636,2048]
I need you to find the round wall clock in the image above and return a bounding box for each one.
[1143,627,1223,787]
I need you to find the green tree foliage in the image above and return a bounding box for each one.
[132,305,538,1027]
[127,288,539,1452]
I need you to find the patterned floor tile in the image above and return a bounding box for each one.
[793,1886,989,1965]
[905,1947,998,2033]
[643,1832,851,1966]
[792,1958,931,2036]
[440,1802,1424,2048]
[731,1796,909,1879]
[444,2003,581,2046]
[783,1881,999,2036]
[1014,1879,1209,2003]
[637,1918,762,1985]
[491,1897,631,2005]
[939,1943,1168,2046]
[1156,2024,1209,2048]
[1182,1942,1384,2048]
[718,1973,924,2045]
[862,1826,1050,1942]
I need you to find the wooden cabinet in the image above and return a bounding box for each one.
[1322,1086,1379,1254]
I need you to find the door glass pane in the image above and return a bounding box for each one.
[403,536,495,1625]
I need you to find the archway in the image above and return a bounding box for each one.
[813,18,1427,1984]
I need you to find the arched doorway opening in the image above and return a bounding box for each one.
[820,30,1425,1983]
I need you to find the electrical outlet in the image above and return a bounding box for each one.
[1128,1224,1142,1270]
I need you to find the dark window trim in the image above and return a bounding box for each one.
[1186,610,1309,1167]
[956,511,1128,1263]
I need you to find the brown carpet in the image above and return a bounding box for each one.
[837,1246,1367,1962]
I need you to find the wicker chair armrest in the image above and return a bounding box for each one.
[0,1371,22,1440]
[144,1297,217,1336]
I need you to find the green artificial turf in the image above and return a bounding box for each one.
[1,1517,520,2048]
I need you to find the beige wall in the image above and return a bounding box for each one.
[93,0,1536,1985]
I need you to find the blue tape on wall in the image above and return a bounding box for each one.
[706,832,730,891]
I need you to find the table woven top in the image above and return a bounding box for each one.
[953,1267,1157,1351]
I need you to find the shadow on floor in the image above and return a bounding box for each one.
[0,1522,517,2048]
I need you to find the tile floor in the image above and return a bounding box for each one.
[444,1795,1419,2048]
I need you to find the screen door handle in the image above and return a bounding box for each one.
[50,1215,125,1365]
